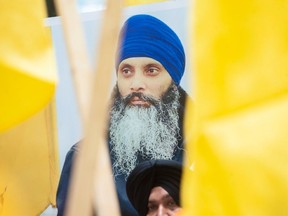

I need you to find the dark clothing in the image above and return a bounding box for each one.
[56,144,79,216]
[56,87,190,216]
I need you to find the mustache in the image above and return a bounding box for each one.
[122,92,160,107]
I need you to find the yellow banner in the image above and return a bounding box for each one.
[0,1,59,215]
[182,0,288,215]
[0,101,59,216]
[0,0,57,132]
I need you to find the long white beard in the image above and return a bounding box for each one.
[109,86,180,177]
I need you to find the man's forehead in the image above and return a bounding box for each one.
[148,187,172,202]
[118,57,164,68]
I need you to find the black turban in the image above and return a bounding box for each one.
[126,160,182,216]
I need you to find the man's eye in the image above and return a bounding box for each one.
[121,68,133,77]
[148,204,157,212]
[122,68,130,74]
[167,201,177,210]
[146,68,159,75]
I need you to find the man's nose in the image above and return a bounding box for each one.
[156,205,167,216]
[130,72,145,92]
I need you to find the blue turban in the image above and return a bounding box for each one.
[116,14,185,86]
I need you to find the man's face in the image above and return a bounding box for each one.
[110,62,180,176]
[147,186,181,216]
[117,57,172,106]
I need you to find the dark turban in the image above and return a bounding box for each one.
[116,14,185,86]
[126,160,182,216]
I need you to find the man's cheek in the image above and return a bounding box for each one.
[118,89,127,97]
[117,81,126,96]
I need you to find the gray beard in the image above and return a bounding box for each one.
[109,85,181,177]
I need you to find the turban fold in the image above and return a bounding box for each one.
[126,160,182,216]
[116,14,185,85]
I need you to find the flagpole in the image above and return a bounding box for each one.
[55,0,122,215]
[54,0,92,121]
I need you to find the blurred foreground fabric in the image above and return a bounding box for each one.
[0,0,57,132]
[0,101,59,215]
[182,0,288,215]
[0,0,59,215]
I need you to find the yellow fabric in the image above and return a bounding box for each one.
[0,0,57,132]
[183,0,288,215]
[0,1,59,214]
[0,101,60,216]
[124,0,167,6]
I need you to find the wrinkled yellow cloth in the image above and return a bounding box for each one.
[0,101,59,216]
[0,1,59,215]
[183,0,288,215]
[0,0,57,132]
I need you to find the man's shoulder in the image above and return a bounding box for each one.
[62,142,81,166]
[67,142,80,157]
[70,142,80,153]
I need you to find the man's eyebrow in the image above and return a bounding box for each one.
[144,63,162,68]
[145,63,161,67]
[118,63,132,69]
[162,194,174,202]
[148,200,157,205]
[148,194,173,203]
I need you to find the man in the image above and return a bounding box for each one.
[57,14,190,216]
[126,160,183,216]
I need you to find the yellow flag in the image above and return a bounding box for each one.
[124,0,167,6]
[0,0,57,132]
[0,0,59,215]
[182,0,288,215]
[0,101,59,215]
